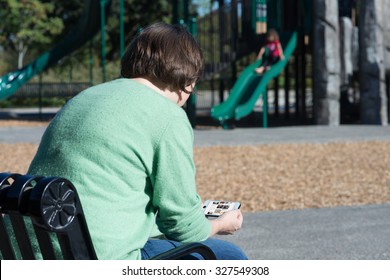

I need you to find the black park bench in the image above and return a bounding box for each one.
[0,173,216,260]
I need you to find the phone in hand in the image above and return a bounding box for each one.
[202,200,241,218]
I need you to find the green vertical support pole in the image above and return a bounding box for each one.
[263,90,268,128]
[100,0,107,82]
[276,0,281,29]
[119,0,125,58]
[38,74,43,121]
[218,0,225,105]
[69,62,73,82]
[251,0,256,31]
[89,39,94,85]
[274,0,281,117]
[231,0,238,83]
[183,0,189,23]
[174,0,184,24]
[187,17,197,128]
[172,0,179,24]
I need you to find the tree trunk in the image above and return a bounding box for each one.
[17,41,28,69]
[340,17,353,88]
[313,0,341,125]
[384,1,390,72]
[359,0,388,125]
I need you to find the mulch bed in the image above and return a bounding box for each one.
[1,138,389,213]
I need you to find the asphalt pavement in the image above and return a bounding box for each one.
[1,117,389,260]
[220,203,390,259]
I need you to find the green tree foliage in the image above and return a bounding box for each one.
[44,0,84,41]
[0,0,64,69]
[1,0,189,81]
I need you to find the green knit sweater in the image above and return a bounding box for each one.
[28,78,211,259]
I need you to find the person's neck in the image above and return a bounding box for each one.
[131,77,180,104]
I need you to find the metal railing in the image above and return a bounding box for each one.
[10,82,91,99]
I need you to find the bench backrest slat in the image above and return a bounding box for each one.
[9,215,35,259]
[33,225,57,260]
[57,234,76,260]
[0,216,16,259]
[0,173,98,260]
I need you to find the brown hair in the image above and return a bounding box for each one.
[121,22,204,94]
[266,29,280,42]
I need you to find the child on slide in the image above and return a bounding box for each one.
[254,29,284,75]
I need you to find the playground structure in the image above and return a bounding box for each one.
[194,0,312,127]
[211,32,297,128]
[1,0,389,127]
[192,0,390,127]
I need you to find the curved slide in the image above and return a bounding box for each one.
[211,32,297,127]
[0,0,111,100]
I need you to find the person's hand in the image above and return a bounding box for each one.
[210,209,243,236]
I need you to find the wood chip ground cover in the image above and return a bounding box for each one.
[1,140,389,213]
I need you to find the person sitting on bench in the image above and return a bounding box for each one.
[28,22,247,260]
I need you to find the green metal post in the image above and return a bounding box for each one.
[252,0,255,29]
[187,17,197,128]
[119,0,125,57]
[276,0,281,29]
[175,0,184,23]
[89,39,94,85]
[263,90,268,128]
[183,0,189,23]
[38,74,43,121]
[174,0,190,24]
[100,0,107,82]
[172,0,179,23]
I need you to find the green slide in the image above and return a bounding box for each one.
[0,0,111,100]
[211,32,297,127]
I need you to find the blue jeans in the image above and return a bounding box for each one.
[141,238,248,260]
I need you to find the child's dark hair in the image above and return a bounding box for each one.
[266,29,279,41]
[121,22,204,94]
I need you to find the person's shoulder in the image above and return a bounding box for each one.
[75,78,129,98]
